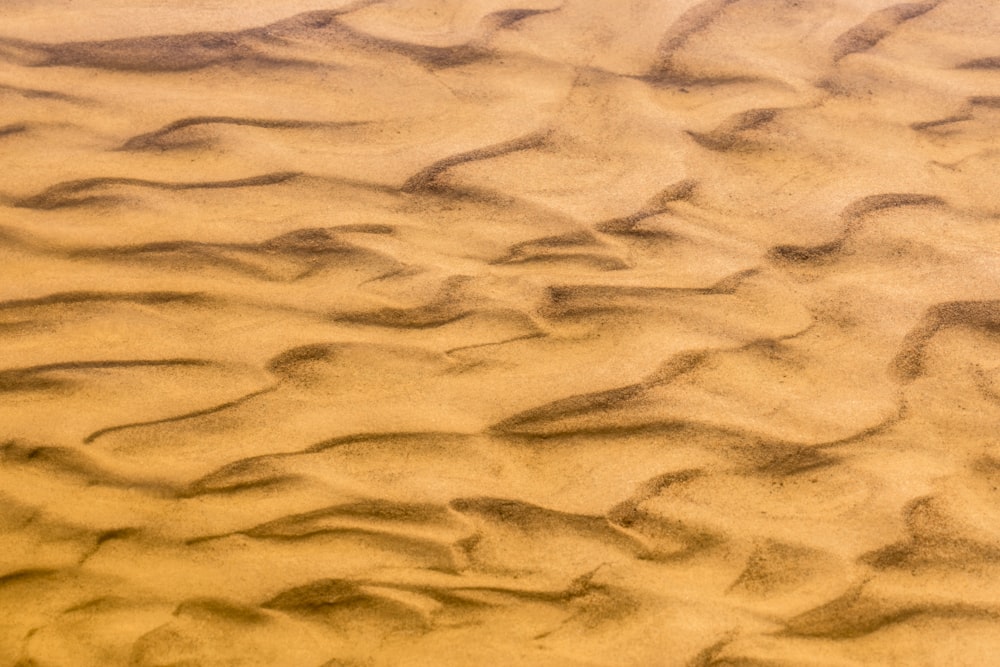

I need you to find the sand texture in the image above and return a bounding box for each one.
[2,0,1000,665]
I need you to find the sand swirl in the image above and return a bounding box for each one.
[2,1,1000,665]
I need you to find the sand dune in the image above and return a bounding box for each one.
[3,1,1000,665]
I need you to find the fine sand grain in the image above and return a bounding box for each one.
[2,1,1000,665]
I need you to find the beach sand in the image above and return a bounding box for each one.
[2,1,1000,665]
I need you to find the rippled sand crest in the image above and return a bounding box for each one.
[2,1,1000,665]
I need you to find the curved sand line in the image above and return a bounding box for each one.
[3,1,1000,665]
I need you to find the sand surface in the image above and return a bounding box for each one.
[2,1,1000,665]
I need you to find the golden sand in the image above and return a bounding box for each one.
[2,1,1000,665]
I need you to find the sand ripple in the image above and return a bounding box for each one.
[2,1,1000,665]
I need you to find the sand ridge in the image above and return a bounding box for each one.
[2,0,1000,665]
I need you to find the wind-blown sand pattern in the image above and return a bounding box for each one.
[2,1,1000,665]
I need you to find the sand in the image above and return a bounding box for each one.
[1,1,1000,665]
